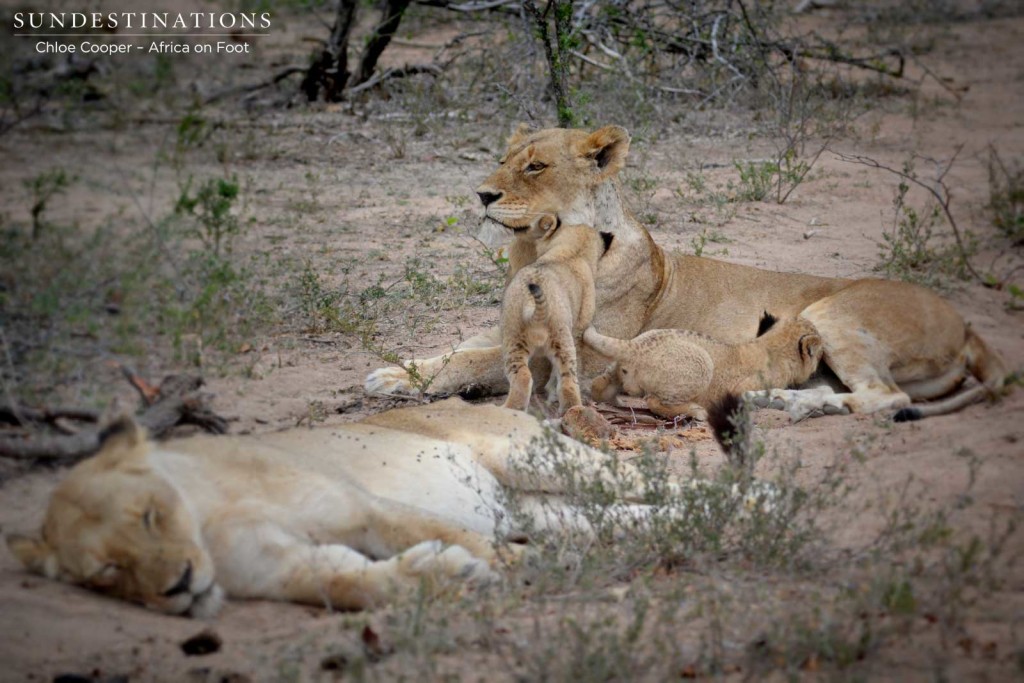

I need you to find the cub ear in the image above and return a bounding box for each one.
[798,334,823,363]
[507,122,535,148]
[579,126,631,180]
[6,534,59,579]
[537,215,559,233]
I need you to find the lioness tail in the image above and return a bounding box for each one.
[894,328,1009,421]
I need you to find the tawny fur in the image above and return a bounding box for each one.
[7,399,663,617]
[500,215,604,413]
[584,318,824,420]
[365,125,1008,420]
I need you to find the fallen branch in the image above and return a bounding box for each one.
[346,64,443,96]
[0,374,227,462]
[203,66,306,105]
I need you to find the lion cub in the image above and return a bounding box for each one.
[584,314,824,420]
[501,215,606,413]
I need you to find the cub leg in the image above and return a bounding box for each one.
[503,342,534,411]
[645,395,708,421]
[549,328,583,414]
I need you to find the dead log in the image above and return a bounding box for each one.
[0,374,227,462]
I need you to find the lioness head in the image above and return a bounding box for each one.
[6,419,222,617]
[476,124,631,231]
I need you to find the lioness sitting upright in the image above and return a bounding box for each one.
[366,125,1007,421]
[501,214,607,413]
[584,314,823,421]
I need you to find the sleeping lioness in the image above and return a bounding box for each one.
[6,398,659,616]
[366,124,1008,421]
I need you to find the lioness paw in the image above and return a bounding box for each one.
[396,541,497,586]
[364,365,417,395]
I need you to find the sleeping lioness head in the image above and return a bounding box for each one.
[6,419,222,617]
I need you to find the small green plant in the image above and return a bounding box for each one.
[733,160,776,202]
[988,147,1024,245]
[25,168,73,239]
[874,172,975,289]
[690,228,731,257]
[174,176,241,257]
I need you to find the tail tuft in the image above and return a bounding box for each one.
[893,407,922,423]
[707,393,743,448]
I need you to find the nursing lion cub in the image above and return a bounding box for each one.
[585,314,823,421]
[501,214,607,413]
[6,398,659,617]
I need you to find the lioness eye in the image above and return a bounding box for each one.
[525,162,546,173]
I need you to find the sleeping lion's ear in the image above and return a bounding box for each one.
[6,534,59,579]
[93,415,148,467]
[507,122,535,148]
[579,126,631,180]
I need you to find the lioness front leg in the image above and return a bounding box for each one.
[365,345,508,397]
[213,526,496,610]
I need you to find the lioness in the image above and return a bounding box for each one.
[585,314,823,421]
[6,398,657,617]
[366,125,1006,420]
[502,214,607,413]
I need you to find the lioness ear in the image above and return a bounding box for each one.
[6,534,59,579]
[93,415,148,467]
[507,122,535,148]
[579,126,631,180]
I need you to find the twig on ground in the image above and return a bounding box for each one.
[837,148,984,283]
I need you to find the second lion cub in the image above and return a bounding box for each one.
[584,314,824,420]
[501,215,607,413]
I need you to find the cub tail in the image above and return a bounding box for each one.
[581,326,631,359]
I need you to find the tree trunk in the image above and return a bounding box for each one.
[351,0,414,89]
[301,0,359,102]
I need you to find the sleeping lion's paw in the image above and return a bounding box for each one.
[364,364,418,395]
[396,540,498,587]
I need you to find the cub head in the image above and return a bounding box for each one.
[761,317,824,383]
[476,124,631,232]
[6,418,221,618]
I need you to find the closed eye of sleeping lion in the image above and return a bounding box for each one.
[584,313,824,421]
[366,124,1008,422]
[6,398,669,617]
[501,213,609,413]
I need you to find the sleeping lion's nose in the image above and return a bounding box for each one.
[163,561,192,597]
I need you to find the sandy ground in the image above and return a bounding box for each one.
[0,7,1022,682]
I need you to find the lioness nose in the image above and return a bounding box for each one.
[477,190,502,207]
[163,561,193,597]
